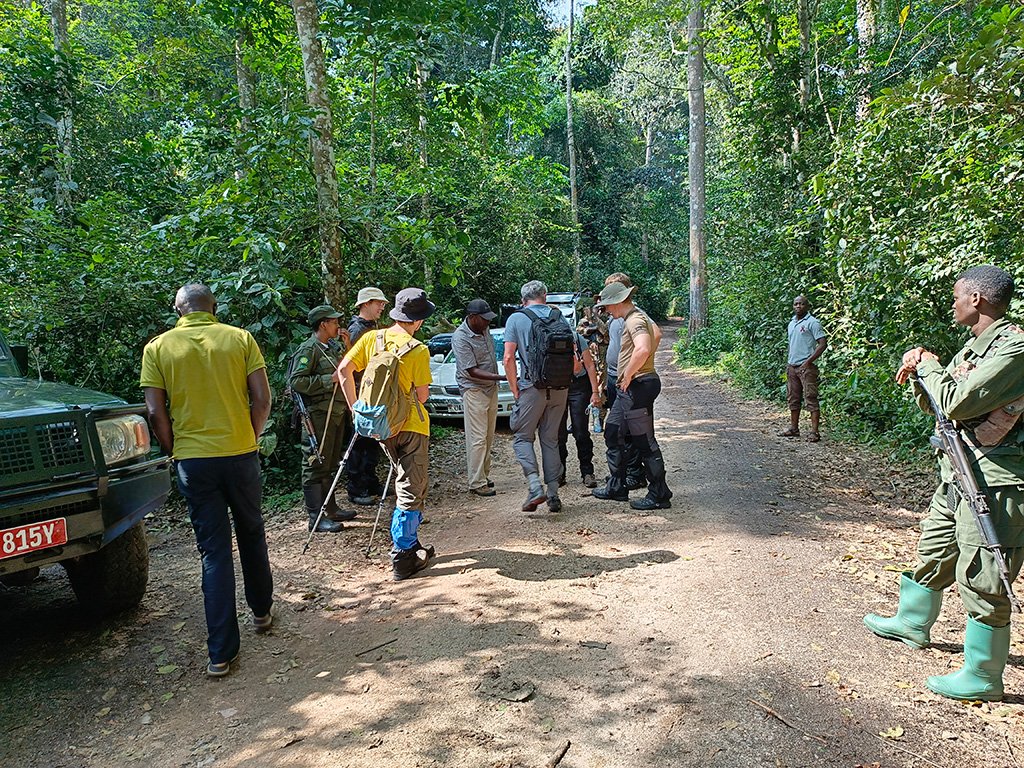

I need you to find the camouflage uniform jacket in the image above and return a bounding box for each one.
[289,335,346,421]
[915,317,1024,487]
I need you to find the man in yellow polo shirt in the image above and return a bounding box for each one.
[339,287,435,580]
[141,283,274,678]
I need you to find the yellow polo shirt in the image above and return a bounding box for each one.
[140,312,266,459]
[343,327,431,436]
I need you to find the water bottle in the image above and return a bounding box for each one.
[590,405,603,434]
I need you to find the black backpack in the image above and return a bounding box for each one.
[518,307,575,389]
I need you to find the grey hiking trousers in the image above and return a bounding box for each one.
[510,385,568,493]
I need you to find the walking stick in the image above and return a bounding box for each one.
[301,431,359,554]
[364,456,397,558]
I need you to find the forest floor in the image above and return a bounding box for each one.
[3,325,1024,768]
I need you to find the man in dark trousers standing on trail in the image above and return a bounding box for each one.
[603,273,662,491]
[780,295,827,442]
[142,283,274,678]
[289,304,356,533]
[592,280,672,511]
[346,287,389,505]
[864,265,1024,701]
[557,325,602,488]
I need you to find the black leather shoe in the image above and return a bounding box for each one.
[592,487,629,502]
[629,496,672,511]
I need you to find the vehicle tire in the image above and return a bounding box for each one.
[64,522,150,615]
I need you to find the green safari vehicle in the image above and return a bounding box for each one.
[0,330,171,614]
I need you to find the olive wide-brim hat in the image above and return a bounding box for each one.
[389,288,436,322]
[595,282,636,307]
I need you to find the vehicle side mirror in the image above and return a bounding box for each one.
[432,354,444,363]
[11,345,29,377]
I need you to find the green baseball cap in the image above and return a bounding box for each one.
[307,304,343,326]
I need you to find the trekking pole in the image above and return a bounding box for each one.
[301,431,359,554]
[365,457,397,558]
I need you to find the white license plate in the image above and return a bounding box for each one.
[449,404,463,413]
[0,518,68,560]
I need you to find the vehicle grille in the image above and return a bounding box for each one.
[0,499,95,530]
[0,414,95,488]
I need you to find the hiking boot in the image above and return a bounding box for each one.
[547,496,563,513]
[625,478,647,492]
[414,539,436,560]
[630,496,672,511]
[392,546,434,581]
[348,494,376,507]
[592,487,629,502]
[582,473,597,488]
[522,486,548,512]
[470,486,497,497]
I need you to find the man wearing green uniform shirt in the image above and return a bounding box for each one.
[289,304,357,533]
[865,265,1024,701]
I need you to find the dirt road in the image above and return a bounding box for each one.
[3,329,1023,767]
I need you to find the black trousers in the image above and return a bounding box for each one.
[558,378,595,478]
[604,375,671,502]
[346,427,383,498]
[605,381,645,485]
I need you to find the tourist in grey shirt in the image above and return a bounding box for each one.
[451,299,503,496]
[503,281,571,513]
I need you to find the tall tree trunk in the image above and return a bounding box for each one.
[292,0,345,306]
[856,0,876,124]
[793,0,811,161]
[415,55,433,292]
[565,0,581,290]
[369,57,378,198]
[234,24,255,178]
[48,0,73,215]
[640,121,654,265]
[490,7,505,69]
[235,26,255,131]
[687,1,707,337]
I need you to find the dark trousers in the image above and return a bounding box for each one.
[558,378,595,478]
[346,428,383,498]
[604,376,671,502]
[175,452,274,664]
[605,382,645,484]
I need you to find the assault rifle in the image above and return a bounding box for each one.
[914,374,1021,613]
[290,388,324,467]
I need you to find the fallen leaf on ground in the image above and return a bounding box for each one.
[879,726,904,740]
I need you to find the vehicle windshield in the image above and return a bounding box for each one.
[442,332,504,364]
[547,293,576,304]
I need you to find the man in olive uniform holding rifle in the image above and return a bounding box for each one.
[289,305,357,533]
[864,265,1024,701]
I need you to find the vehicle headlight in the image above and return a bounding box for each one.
[96,415,151,466]
[428,385,447,397]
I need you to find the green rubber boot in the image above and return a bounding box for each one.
[926,617,1010,701]
[863,572,942,649]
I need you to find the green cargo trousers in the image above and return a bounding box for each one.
[913,481,1024,627]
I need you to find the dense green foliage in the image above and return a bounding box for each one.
[671,0,1024,451]
[2,0,1021,479]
